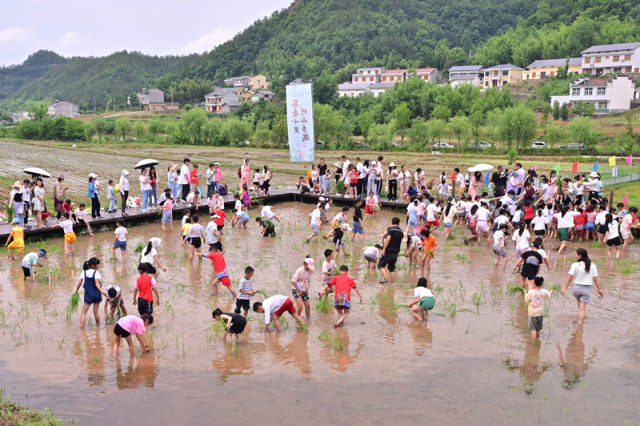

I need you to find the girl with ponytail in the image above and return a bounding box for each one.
[74,257,107,329]
[561,248,604,325]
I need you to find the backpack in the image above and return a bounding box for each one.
[237,167,242,178]
[531,290,544,309]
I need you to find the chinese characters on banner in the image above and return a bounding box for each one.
[286,83,315,162]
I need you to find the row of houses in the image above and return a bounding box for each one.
[338,67,441,97]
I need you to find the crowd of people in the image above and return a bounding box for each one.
[4,154,639,358]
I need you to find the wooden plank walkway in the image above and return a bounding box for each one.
[0,189,409,241]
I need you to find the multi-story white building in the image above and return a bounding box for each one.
[448,65,483,87]
[581,42,640,75]
[47,101,79,117]
[550,76,635,113]
[337,67,440,97]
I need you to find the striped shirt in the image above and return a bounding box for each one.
[238,277,253,300]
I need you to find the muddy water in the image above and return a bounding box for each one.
[1,202,639,424]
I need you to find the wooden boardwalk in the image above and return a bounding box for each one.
[1,189,409,241]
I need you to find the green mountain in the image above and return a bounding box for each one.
[0,50,67,100]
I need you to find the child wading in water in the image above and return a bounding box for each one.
[321,265,364,327]
[235,266,255,316]
[212,308,247,344]
[111,219,128,261]
[5,219,25,260]
[408,277,436,321]
[113,314,153,357]
[52,213,76,256]
[74,257,108,329]
[197,245,237,298]
[524,276,553,339]
[256,217,276,237]
[104,284,127,320]
[134,262,160,315]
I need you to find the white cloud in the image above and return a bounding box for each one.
[57,31,91,47]
[0,25,38,52]
[180,27,235,54]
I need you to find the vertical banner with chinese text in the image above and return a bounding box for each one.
[286,83,315,162]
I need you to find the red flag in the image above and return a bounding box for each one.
[623,193,628,207]
[571,161,579,172]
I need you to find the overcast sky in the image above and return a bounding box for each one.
[0,0,293,66]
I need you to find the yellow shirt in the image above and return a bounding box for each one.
[11,226,24,245]
[182,223,192,236]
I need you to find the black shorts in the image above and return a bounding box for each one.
[189,237,202,248]
[263,227,276,237]
[598,225,607,235]
[209,241,223,252]
[22,266,31,277]
[607,236,621,246]
[534,229,545,236]
[217,224,224,231]
[378,252,399,272]
[137,298,153,315]
[114,323,131,338]
[229,316,247,334]
[350,182,357,187]
[521,271,537,280]
[235,299,250,313]
[524,218,533,225]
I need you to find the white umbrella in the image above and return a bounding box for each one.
[467,163,493,173]
[134,159,159,169]
[23,167,52,178]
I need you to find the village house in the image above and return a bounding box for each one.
[550,76,635,113]
[224,76,252,89]
[204,88,240,113]
[10,111,30,122]
[251,90,275,102]
[448,65,483,87]
[482,64,524,88]
[249,75,269,90]
[137,88,179,111]
[581,42,640,75]
[524,58,582,80]
[337,67,440,97]
[47,101,79,117]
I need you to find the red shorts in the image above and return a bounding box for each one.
[274,298,296,316]
[365,205,374,214]
[426,220,439,227]
[218,275,231,286]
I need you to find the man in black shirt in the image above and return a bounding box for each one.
[378,217,404,283]
[351,198,365,243]
[318,158,327,194]
[491,165,507,197]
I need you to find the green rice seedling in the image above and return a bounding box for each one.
[507,285,526,296]
[255,289,268,298]
[617,259,636,274]
[58,336,65,349]
[472,292,482,307]
[134,242,145,254]
[164,301,175,318]
[433,285,443,293]
[449,302,457,318]
[315,297,331,313]
[589,241,605,249]
[213,319,226,339]
[318,331,330,343]
[548,284,562,292]
[333,336,343,351]
[279,316,289,329]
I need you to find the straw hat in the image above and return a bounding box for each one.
[589,171,599,178]
[169,164,177,172]
[12,180,21,189]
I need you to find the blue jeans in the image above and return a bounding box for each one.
[142,189,151,210]
[319,175,326,193]
[207,182,218,198]
[108,198,116,211]
[170,182,179,201]
[150,186,158,206]
[14,202,24,227]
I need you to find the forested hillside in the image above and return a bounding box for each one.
[0,50,67,100]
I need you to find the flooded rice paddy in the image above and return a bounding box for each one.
[1,201,639,424]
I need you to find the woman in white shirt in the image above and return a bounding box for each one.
[603,213,621,259]
[554,206,579,255]
[400,166,411,202]
[119,170,130,215]
[512,222,531,259]
[561,248,604,325]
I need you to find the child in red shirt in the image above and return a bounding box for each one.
[133,263,160,315]
[321,265,364,327]
[574,208,587,241]
[189,164,201,208]
[197,245,237,298]
[214,208,228,235]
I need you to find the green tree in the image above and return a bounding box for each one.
[222,118,252,145]
[427,118,446,143]
[314,103,343,144]
[254,120,273,146]
[560,103,569,121]
[552,102,560,120]
[28,102,48,121]
[368,123,394,150]
[115,118,131,140]
[408,117,430,148]
[201,119,223,145]
[570,117,598,153]
[431,104,451,121]
[543,123,566,148]
[393,103,411,142]
[92,117,106,140]
[84,121,96,141]
[133,121,146,141]
[449,115,471,151]
[499,104,537,150]
[147,119,163,140]
[272,113,288,146]
[178,108,207,144]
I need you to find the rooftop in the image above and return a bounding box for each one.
[449,65,483,72]
[484,64,524,70]
[450,74,478,81]
[415,68,436,73]
[581,42,640,54]
[574,78,609,87]
[369,82,396,89]
[337,82,371,90]
[527,58,582,68]
[382,69,408,74]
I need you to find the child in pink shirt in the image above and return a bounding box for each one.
[112,314,153,357]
